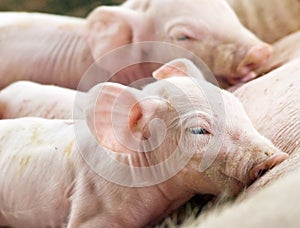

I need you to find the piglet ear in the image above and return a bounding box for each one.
[84,6,142,61]
[85,82,165,153]
[153,58,205,80]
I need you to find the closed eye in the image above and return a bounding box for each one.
[189,127,209,135]
[176,35,191,41]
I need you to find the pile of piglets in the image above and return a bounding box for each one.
[0,0,299,227]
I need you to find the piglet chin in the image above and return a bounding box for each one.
[226,179,246,197]
[217,171,246,197]
[216,71,257,88]
[227,71,257,85]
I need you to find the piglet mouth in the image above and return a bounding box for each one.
[218,71,257,86]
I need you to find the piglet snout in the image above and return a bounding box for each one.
[249,153,289,181]
[237,43,273,79]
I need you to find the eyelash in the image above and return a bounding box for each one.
[189,127,209,135]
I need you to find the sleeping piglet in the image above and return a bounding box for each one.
[0,59,287,227]
[0,0,271,89]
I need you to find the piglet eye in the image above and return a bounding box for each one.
[189,127,209,135]
[176,35,190,41]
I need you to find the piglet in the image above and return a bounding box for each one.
[0,0,272,89]
[0,59,287,227]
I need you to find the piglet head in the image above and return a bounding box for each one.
[195,89,289,196]
[148,58,288,196]
[85,0,272,86]
[152,0,273,84]
[84,58,287,197]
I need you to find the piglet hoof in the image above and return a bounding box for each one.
[249,153,289,181]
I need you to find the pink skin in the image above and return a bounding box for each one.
[0,0,271,89]
[0,13,93,89]
[234,59,300,155]
[0,59,287,227]
[226,0,300,43]
[0,81,78,119]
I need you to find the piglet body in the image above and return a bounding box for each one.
[0,12,93,89]
[234,59,300,155]
[0,81,78,119]
[227,0,300,43]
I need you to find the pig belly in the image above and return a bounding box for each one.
[0,118,76,227]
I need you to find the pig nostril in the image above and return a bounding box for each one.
[250,164,269,181]
[249,153,289,181]
[258,169,268,177]
[253,167,269,180]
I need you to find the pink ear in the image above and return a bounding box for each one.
[85,82,162,153]
[84,6,142,61]
[153,58,205,80]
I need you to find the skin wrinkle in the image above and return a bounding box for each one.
[0,14,90,89]
[59,31,73,79]
[64,30,78,85]
[228,0,300,43]
[57,32,84,87]
[273,116,298,153]
[43,31,65,83]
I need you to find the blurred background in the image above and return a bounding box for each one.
[0,0,125,17]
